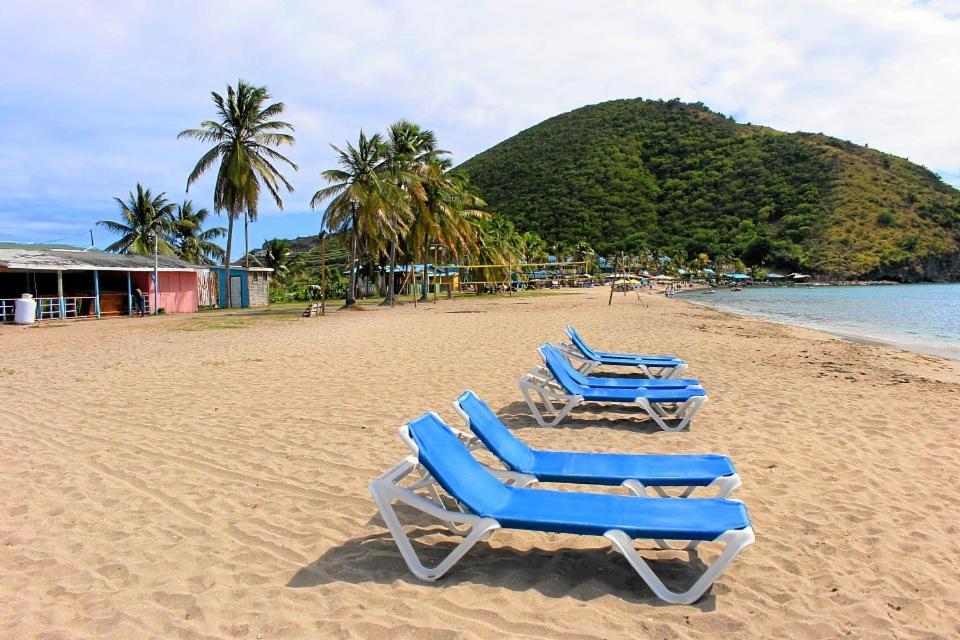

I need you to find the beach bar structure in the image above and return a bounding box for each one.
[0,243,203,321]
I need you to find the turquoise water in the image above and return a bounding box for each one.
[680,284,960,360]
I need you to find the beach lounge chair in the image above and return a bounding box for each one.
[558,325,688,378]
[370,412,754,604]
[453,391,740,497]
[541,343,701,389]
[518,345,707,430]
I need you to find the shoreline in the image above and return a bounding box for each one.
[675,287,960,362]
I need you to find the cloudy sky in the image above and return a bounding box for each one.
[1,0,958,253]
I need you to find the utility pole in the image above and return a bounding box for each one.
[244,212,250,272]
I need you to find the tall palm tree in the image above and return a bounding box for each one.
[311,131,404,306]
[98,183,177,255]
[410,161,488,301]
[171,200,225,264]
[473,215,523,289]
[383,120,439,305]
[178,79,297,307]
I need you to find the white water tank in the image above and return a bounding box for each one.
[14,294,37,324]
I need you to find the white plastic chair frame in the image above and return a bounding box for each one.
[370,426,755,604]
[449,403,741,499]
[555,341,689,379]
[517,365,707,431]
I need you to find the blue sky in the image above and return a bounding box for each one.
[1,0,958,255]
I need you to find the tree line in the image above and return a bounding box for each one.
[97,79,562,307]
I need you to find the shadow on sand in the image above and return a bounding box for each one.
[288,510,721,611]
[494,400,687,435]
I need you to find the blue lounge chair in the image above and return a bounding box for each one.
[558,325,688,378]
[519,345,707,430]
[370,412,754,604]
[541,343,700,389]
[453,391,740,497]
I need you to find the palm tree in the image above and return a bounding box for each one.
[574,241,598,274]
[409,161,489,301]
[171,201,225,264]
[383,120,439,305]
[262,238,293,280]
[178,79,297,307]
[311,131,404,306]
[98,183,177,255]
[473,215,523,289]
[521,231,547,263]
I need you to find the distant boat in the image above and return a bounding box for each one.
[730,286,743,292]
[702,289,716,294]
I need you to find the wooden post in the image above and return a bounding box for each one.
[320,231,327,316]
[153,233,159,314]
[432,245,439,304]
[93,270,101,318]
[57,269,65,318]
[412,263,417,308]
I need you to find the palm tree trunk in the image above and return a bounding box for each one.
[224,215,234,308]
[387,241,397,305]
[419,233,429,302]
[345,226,358,306]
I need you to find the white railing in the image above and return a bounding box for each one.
[1,297,99,321]
[0,299,15,322]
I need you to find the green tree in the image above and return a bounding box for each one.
[171,200,225,264]
[312,131,404,306]
[383,120,439,304]
[98,183,176,256]
[179,79,297,307]
[262,238,293,281]
[473,214,523,289]
[410,161,487,301]
[521,231,547,263]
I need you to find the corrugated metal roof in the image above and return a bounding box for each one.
[0,243,202,272]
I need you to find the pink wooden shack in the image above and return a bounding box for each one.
[131,270,198,314]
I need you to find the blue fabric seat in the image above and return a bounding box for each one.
[408,413,750,541]
[567,325,682,366]
[456,391,736,489]
[542,345,705,402]
[543,344,700,389]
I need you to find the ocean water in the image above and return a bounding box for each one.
[679,284,960,360]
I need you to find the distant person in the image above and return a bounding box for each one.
[134,287,145,317]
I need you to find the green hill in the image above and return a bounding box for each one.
[458,98,960,280]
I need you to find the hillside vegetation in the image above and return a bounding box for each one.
[458,99,960,280]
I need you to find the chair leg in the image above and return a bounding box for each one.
[708,473,742,498]
[370,478,500,581]
[635,396,706,432]
[517,379,581,427]
[661,363,689,379]
[604,527,755,605]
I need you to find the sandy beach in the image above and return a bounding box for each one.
[2,287,959,639]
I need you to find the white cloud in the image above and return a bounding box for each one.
[0,0,957,245]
